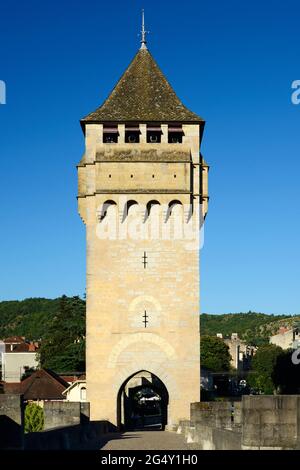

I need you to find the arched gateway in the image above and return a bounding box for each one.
[77,17,209,429]
[117,371,169,430]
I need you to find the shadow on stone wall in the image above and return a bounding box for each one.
[25,421,118,450]
[0,416,24,450]
[0,394,24,449]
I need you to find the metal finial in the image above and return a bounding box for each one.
[140,9,148,50]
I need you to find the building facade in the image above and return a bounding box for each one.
[77,30,208,428]
[218,333,257,371]
[0,337,39,383]
[270,326,300,350]
[62,379,87,402]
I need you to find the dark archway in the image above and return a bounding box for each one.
[117,370,169,431]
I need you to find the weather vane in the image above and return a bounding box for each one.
[140,9,149,50]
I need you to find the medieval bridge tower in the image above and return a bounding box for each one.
[77,24,209,428]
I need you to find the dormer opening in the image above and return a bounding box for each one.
[147,125,162,143]
[103,124,119,143]
[125,125,140,143]
[168,124,183,143]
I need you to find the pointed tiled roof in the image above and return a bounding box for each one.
[81,48,203,124]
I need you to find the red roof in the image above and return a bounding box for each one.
[3,382,22,394]
[60,375,80,383]
[5,342,39,353]
[3,337,39,353]
[3,336,25,344]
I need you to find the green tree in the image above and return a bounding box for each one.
[38,295,85,373]
[200,336,232,372]
[273,349,300,393]
[24,403,44,433]
[248,344,284,394]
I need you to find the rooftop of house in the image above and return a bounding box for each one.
[3,369,69,401]
[81,48,203,125]
[3,336,26,344]
[62,378,86,395]
[271,325,300,337]
[1,337,39,353]
[59,373,86,383]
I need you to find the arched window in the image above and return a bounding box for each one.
[166,200,183,221]
[80,386,86,401]
[98,200,117,222]
[122,200,139,222]
[145,200,160,221]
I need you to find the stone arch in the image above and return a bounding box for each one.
[116,369,169,430]
[98,199,117,221]
[166,199,183,221]
[122,199,139,222]
[128,295,162,329]
[107,333,177,369]
[114,361,178,397]
[129,295,162,314]
[144,199,161,221]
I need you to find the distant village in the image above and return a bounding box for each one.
[1,324,299,407]
[0,336,86,404]
[202,325,299,396]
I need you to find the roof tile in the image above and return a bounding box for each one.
[82,49,203,123]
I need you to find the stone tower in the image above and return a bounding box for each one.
[77,27,208,428]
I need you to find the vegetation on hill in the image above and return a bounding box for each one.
[38,295,85,373]
[201,312,300,346]
[0,297,63,339]
[1,298,300,373]
[0,296,85,373]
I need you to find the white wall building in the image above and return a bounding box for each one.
[270,326,300,350]
[1,351,38,382]
[0,338,39,382]
[62,380,87,402]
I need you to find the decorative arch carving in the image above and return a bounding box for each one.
[107,333,177,369]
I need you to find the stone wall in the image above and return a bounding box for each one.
[191,401,236,429]
[180,401,241,450]
[44,401,90,430]
[242,395,300,449]
[0,396,115,450]
[0,394,24,449]
[25,421,113,450]
[179,396,300,450]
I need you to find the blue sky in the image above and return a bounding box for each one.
[0,0,299,314]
